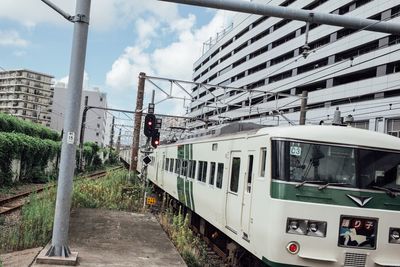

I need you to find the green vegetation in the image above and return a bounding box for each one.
[0,132,60,185]
[72,169,145,212]
[0,113,60,141]
[0,188,56,253]
[0,112,61,185]
[0,169,210,267]
[159,210,209,267]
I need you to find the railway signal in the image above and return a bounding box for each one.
[151,130,160,148]
[144,114,156,137]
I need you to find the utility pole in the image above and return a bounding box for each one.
[130,72,146,172]
[38,0,91,262]
[116,128,122,154]
[299,91,308,125]
[110,116,115,148]
[79,96,89,171]
[159,0,400,35]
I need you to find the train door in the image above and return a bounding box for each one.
[241,151,255,241]
[225,151,243,234]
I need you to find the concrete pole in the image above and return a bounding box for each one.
[130,72,146,172]
[46,0,91,257]
[159,0,400,35]
[299,91,308,125]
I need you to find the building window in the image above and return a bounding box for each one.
[387,119,400,137]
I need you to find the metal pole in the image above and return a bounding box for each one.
[130,72,146,172]
[79,96,89,171]
[159,0,400,35]
[110,116,115,148]
[46,0,91,257]
[299,91,308,125]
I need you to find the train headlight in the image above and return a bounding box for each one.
[309,223,318,232]
[286,218,307,235]
[389,228,400,244]
[307,220,327,237]
[286,218,327,237]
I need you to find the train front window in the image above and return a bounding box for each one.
[272,140,400,191]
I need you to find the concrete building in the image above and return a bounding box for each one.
[0,69,54,127]
[188,0,400,136]
[50,84,109,147]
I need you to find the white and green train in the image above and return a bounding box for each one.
[140,124,400,267]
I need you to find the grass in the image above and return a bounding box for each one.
[0,188,56,253]
[72,170,146,212]
[0,168,211,267]
[159,209,210,267]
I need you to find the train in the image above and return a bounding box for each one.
[132,123,400,267]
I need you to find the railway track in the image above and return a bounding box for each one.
[0,166,123,215]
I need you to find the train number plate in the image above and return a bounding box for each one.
[338,216,378,250]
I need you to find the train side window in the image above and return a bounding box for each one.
[209,162,216,185]
[181,160,188,177]
[165,158,169,171]
[198,161,208,182]
[230,157,241,193]
[247,155,254,193]
[189,160,197,179]
[260,148,267,177]
[216,163,224,188]
[175,159,181,174]
[169,158,174,172]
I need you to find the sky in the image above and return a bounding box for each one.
[0,0,238,116]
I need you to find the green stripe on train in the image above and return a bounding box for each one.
[271,181,400,211]
[176,144,195,211]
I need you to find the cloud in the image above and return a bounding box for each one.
[56,71,90,90]
[0,30,29,47]
[105,10,236,115]
[0,0,179,31]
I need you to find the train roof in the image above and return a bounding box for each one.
[164,124,400,152]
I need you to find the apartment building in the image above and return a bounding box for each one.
[189,0,400,136]
[50,84,109,147]
[0,69,54,127]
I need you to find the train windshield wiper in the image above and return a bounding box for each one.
[318,182,350,191]
[295,180,325,188]
[370,186,398,198]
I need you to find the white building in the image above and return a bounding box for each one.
[189,0,400,136]
[0,69,54,127]
[50,84,109,147]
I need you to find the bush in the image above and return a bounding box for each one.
[0,132,60,185]
[0,112,60,141]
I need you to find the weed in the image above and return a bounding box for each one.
[159,209,209,267]
[72,170,145,212]
[0,215,5,226]
[0,188,56,253]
